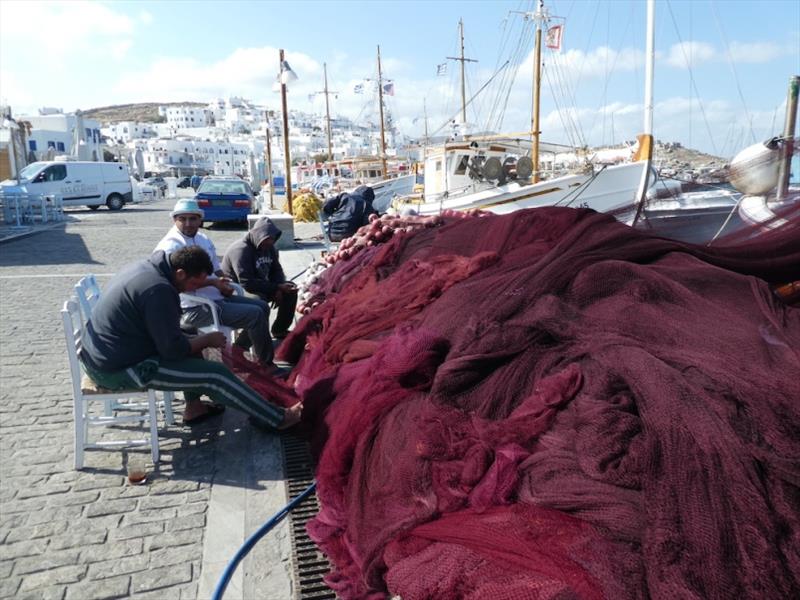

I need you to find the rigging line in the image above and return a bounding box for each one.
[486,14,530,132]
[709,0,757,145]
[497,28,533,131]
[431,61,511,138]
[664,0,720,155]
[570,0,603,105]
[544,63,580,148]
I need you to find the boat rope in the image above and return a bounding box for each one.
[555,164,609,207]
[211,481,318,600]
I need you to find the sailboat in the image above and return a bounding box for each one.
[393,0,655,217]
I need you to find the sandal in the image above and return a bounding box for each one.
[183,403,226,425]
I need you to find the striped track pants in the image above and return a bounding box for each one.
[84,355,285,428]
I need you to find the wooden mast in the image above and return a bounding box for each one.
[446,19,477,133]
[377,45,388,178]
[264,111,274,209]
[279,48,293,214]
[531,1,545,183]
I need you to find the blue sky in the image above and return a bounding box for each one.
[1,0,798,156]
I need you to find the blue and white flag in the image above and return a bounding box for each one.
[382,81,395,96]
[353,83,364,94]
[437,63,447,76]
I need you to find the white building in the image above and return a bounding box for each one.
[21,109,103,161]
[131,136,265,178]
[101,121,156,144]
[161,105,211,129]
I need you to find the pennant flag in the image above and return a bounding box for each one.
[436,63,447,76]
[382,81,395,96]
[353,83,364,94]
[308,94,316,102]
[546,24,563,51]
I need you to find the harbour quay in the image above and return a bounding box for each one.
[0,196,325,599]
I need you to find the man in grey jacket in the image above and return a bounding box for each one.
[221,218,298,340]
[80,246,302,429]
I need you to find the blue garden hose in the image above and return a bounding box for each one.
[211,481,318,600]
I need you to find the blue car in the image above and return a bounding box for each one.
[194,177,253,224]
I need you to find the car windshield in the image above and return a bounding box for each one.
[19,162,47,180]
[197,180,250,195]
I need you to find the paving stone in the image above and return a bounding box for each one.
[167,512,206,532]
[14,550,80,575]
[0,561,13,578]
[48,529,108,551]
[84,498,138,518]
[49,490,101,507]
[0,577,20,598]
[80,538,143,563]
[0,539,48,560]
[5,521,69,544]
[72,476,126,492]
[124,507,178,525]
[147,544,203,569]
[18,565,87,592]
[14,484,71,500]
[109,521,164,541]
[65,574,131,600]
[15,586,66,600]
[176,502,207,518]
[85,553,150,580]
[146,528,203,551]
[100,485,151,500]
[148,480,200,495]
[138,494,187,510]
[131,563,192,594]
[26,506,83,526]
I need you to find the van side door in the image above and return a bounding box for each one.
[63,164,102,205]
[30,164,67,197]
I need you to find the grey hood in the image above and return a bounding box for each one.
[247,218,282,248]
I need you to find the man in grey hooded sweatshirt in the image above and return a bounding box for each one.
[221,218,298,341]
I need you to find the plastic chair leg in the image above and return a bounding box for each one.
[148,390,160,464]
[162,391,175,425]
[73,396,85,470]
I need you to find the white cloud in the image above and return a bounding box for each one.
[1,0,137,66]
[139,10,153,25]
[110,40,133,60]
[728,41,784,63]
[663,42,717,69]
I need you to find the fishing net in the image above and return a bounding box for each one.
[245,205,798,598]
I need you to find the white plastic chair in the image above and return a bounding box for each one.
[74,275,175,424]
[184,281,245,343]
[62,298,162,470]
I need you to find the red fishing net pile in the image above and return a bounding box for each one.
[271,207,799,599]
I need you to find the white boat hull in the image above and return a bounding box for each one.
[397,162,649,216]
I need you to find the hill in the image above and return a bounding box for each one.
[82,102,205,124]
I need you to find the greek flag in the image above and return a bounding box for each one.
[382,81,395,96]
[437,63,447,76]
[353,83,364,94]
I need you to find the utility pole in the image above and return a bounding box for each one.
[279,48,293,214]
[264,110,275,209]
[446,18,478,130]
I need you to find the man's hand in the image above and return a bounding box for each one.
[189,331,227,353]
[278,282,297,293]
[214,277,235,297]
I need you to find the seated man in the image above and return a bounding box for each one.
[221,218,297,340]
[79,246,302,429]
[154,199,278,370]
[321,185,377,242]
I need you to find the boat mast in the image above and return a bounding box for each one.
[446,19,477,134]
[776,75,798,202]
[323,62,333,161]
[531,1,547,183]
[377,45,388,178]
[632,0,656,224]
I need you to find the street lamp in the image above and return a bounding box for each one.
[278,49,298,215]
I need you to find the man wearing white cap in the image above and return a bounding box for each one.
[155,200,280,421]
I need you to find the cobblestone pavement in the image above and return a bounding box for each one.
[0,196,326,599]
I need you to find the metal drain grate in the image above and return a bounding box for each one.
[281,433,337,599]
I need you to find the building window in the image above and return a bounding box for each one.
[29,140,37,151]
[85,128,92,139]
[47,141,56,149]
[56,142,65,151]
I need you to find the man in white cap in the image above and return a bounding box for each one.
[155,199,280,422]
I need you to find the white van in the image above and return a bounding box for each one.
[0,161,133,210]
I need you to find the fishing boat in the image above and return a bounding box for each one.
[392,0,656,217]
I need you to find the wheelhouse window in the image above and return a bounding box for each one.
[454,155,469,175]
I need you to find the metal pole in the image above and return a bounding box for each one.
[324,63,333,161]
[460,19,467,126]
[279,49,293,215]
[776,75,799,202]
[377,45,388,179]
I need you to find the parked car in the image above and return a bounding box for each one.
[194,177,254,224]
[144,176,168,193]
[1,161,132,210]
[176,177,191,188]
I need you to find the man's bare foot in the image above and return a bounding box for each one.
[277,402,303,430]
[183,399,225,425]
